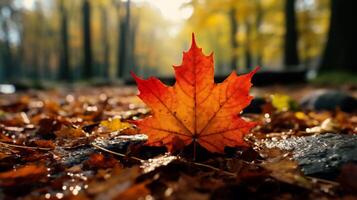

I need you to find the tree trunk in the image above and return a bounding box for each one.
[255,0,263,67]
[229,8,238,71]
[115,1,121,78]
[1,19,13,81]
[245,21,252,70]
[59,0,70,81]
[128,16,138,74]
[284,0,299,68]
[16,12,26,79]
[82,0,93,79]
[302,9,312,68]
[320,0,357,72]
[100,5,110,78]
[32,1,43,81]
[117,0,131,78]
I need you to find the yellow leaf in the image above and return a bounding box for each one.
[295,112,308,120]
[270,94,291,112]
[100,118,131,132]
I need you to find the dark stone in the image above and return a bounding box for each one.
[243,97,266,113]
[57,134,147,166]
[300,90,357,112]
[264,133,357,177]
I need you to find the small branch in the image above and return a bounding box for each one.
[189,161,237,177]
[0,141,52,151]
[305,176,340,186]
[91,143,237,176]
[91,143,143,162]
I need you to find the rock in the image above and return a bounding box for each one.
[300,90,357,112]
[58,134,147,166]
[264,133,357,176]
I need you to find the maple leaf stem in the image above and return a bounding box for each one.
[193,139,197,161]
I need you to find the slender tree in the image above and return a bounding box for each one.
[82,0,93,79]
[229,7,238,71]
[1,16,13,81]
[32,1,44,81]
[300,4,312,68]
[128,15,138,74]
[100,4,110,78]
[17,10,26,79]
[320,0,357,72]
[284,0,299,68]
[255,0,263,67]
[58,0,70,81]
[117,0,131,78]
[245,21,252,70]
[114,0,121,78]
[0,1,15,81]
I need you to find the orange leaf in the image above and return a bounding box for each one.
[132,34,258,153]
[0,164,47,186]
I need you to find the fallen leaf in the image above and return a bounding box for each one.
[262,159,312,189]
[100,118,131,132]
[140,154,177,173]
[55,126,85,138]
[270,94,292,112]
[0,164,47,186]
[84,153,119,169]
[33,139,55,149]
[0,152,10,160]
[114,182,150,200]
[88,167,140,198]
[132,34,258,153]
[306,118,340,134]
[338,163,357,192]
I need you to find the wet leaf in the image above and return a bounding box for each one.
[84,153,119,169]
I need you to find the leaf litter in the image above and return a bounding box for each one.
[0,85,356,199]
[0,39,356,199]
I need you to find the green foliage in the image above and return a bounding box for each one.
[311,70,357,85]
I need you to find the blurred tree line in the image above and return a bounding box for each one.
[0,0,356,84]
[0,0,179,83]
[180,0,357,74]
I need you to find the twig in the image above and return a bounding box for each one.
[0,141,52,151]
[189,161,237,177]
[91,143,143,162]
[91,143,237,176]
[305,176,340,186]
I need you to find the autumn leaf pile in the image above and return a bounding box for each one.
[0,36,356,200]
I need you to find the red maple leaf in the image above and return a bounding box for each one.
[132,34,258,153]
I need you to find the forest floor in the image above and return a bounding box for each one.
[0,84,356,200]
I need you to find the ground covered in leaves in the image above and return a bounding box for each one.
[0,86,356,200]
